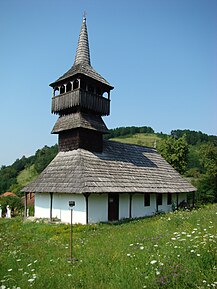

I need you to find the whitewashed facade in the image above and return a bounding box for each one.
[34,192,187,224]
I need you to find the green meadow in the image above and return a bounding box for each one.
[0,205,217,289]
[110,133,161,148]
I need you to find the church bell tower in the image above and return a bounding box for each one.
[50,17,113,152]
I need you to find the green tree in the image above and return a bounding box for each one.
[34,145,58,173]
[157,135,189,174]
[197,143,217,202]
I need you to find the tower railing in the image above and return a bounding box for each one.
[52,89,110,116]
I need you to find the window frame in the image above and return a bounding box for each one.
[167,193,172,205]
[144,193,151,207]
[157,193,163,206]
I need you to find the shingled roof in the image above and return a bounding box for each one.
[50,17,113,89]
[23,141,196,194]
[51,112,108,134]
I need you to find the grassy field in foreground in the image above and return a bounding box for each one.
[0,205,217,289]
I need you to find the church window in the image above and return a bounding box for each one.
[66,82,72,92]
[73,79,79,90]
[60,85,65,94]
[144,193,150,206]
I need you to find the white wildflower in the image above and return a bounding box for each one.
[27,263,32,267]
[197,254,200,257]
[150,260,157,265]
[127,253,131,257]
[156,270,160,275]
[8,269,12,272]
[33,260,38,263]
[28,278,35,282]
[140,246,144,250]
[68,274,72,277]
[16,259,21,262]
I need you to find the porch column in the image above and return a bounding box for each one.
[50,193,53,221]
[129,193,133,218]
[192,191,195,208]
[156,194,158,212]
[176,193,179,209]
[24,192,28,219]
[83,193,90,224]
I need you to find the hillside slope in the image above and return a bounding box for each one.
[111,133,161,147]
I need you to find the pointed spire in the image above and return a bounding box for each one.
[74,16,91,66]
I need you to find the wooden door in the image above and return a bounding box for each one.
[108,193,119,221]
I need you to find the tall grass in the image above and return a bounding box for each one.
[0,205,216,289]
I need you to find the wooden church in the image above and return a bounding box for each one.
[23,17,196,224]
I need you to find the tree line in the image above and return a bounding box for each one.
[104,126,154,139]
[0,145,58,195]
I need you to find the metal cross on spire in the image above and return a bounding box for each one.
[83,11,87,20]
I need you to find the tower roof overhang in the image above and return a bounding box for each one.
[49,64,113,90]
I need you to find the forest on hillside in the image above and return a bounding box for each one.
[0,127,216,206]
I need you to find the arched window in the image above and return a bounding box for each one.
[73,79,79,90]
[60,85,65,94]
[103,92,108,98]
[66,82,72,92]
[54,87,60,96]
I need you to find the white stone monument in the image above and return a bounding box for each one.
[6,205,11,218]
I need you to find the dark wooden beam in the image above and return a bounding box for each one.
[176,193,179,209]
[192,191,195,208]
[50,193,53,222]
[24,192,28,219]
[83,193,90,224]
[129,193,133,218]
[156,194,159,212]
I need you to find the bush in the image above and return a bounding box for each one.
[0,196,24,216]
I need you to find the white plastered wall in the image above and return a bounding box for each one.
[132,194,156,218]
[35,192,188,224]
[35,193,50,219]
[88,194,108,223]
[35,193,86,224]
[119,194,130,219]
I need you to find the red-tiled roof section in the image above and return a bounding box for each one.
[0,192,18,198]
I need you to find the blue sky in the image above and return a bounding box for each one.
[0,0,216,166]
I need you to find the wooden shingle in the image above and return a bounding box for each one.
[23,140,196,194]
